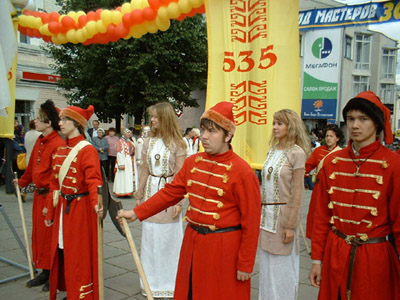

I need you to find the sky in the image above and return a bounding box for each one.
[336,0,400,84]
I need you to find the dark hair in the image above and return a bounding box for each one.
[200,118,232,143]
[323,124,344,145]
[40,100,60,131]
[29,120,36,130]
[184,128,193,135]
[108,127,116,132]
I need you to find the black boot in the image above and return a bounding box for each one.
[41,280,49,292]
[26,269,49,287]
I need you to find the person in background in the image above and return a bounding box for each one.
[24,120,41,163]
[259,109,311,300]
[309,91,400,299]
[92,127,108,176]
[192,128,200,154]
[183,127,194,157]
[105,127,119,182]
[113,128,136,197]
[135,125,150,170]
[12,124,26,178]
[118,101,261,300]
[87,119,100,138]
[305,124,343,240]
[15,100,64,292]
[130,102,187,299]
[45,105,103,300]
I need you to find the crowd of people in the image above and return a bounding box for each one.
[5,90,400,300]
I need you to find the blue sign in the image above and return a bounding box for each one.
[299,0,400,31]
[301,99,337,119]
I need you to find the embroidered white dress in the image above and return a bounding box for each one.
[141,137,183,298]
[113,138,136,197]
[259,146,301,300]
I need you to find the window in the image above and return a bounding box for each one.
[344,35,352,59]
[353,76,369,96]
[354,34,371,70]
[19,33,30,44]
[299,34,304,57]
[381,49,396,80]
[380,84,395,105]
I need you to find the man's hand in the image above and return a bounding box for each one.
[173,205,182,218]
[12,179,18,187]
[237,270,251,281]
[282,228,295,243]
[117,209,137,223]
[309,263,322,288]
[118,165,125,170]
[44,219,54,227]
[94,205,103,218]
[42,207,48,216]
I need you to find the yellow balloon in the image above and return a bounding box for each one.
[82,27,90,39]
[157,7,169,20]
[145,21,158,34]
[178,0,191,14]
[155,17,170,32]
[51,36,61,45]
[67,11,78,23]
[86,20,97,36]
[76,29,86,43]
[57,33,68,44]
[111,11,122,25]
[96,20,107,33]
[33,17,43,29]
[189,0,203,9]
[167,2,181,19]
[66,29,78,44]
[76,11,86,18]
[135,24,147,35]
[121,3,132,14]
[140,0,148,9]
[39,24,51,36]
[101,10,112,26]
[131,0,141,10]
[131,31,143,39]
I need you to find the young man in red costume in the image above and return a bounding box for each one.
[45,105,103,300]
[15,100,64,291]
[118,102,261,300]
[309,91,400,300]
[305,124,343,239]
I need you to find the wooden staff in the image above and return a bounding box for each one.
[14,172,34,279]
[299,222,311,255]
[119,212,154,300]
[97,186,104,300]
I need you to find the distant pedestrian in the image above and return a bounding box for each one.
[104,127,119,182]
[92,127,108,176]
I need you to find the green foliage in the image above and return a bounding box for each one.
[46,0,208,125]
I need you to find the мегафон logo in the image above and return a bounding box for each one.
[312,37,332,59]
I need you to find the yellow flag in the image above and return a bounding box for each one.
[205,0,300,169]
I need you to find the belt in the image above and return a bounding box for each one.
[150,173,174,190]
[189,224,241,235]
[35,187,49,195]
[61,192,89,214]
[261,202,287,206]
[332,226,387,300]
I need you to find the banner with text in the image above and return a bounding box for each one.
[301,29,341,120]
[205,0,300,169]
[299,0,400,30]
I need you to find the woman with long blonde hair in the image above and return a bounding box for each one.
[134,102,186,299]
[259,109,311,300]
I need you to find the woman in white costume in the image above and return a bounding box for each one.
[259,109,311,300]
[135,102,186,299]
[113,128,137,197]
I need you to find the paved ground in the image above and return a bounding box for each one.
[0,184,319,300]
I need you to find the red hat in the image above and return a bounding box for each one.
[60,105,94,128]
[201,102,236,135]
[343,91,393,144]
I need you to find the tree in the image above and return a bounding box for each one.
[47,0,208,131]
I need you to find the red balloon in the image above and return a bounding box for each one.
[23,10,32,16]
[48,22,59,34]
[26,28,34,37]
[49,12,60,22]
[18,26,27,35]
[107,24,117,38]
[78,15,87,28]
[122,12,132,27]
[176,15,186,21]
[95,9,103,19]
[86,11,97,21]
[116,23,129,38]
[142,7,156,21]
[32,11,41,18]
[61,16,75,30]
[116,6,122,12]
[98,33,109,44]
[160,0,173,4]
[41,13,50,24]
[130,9,144,25]
[196,6,206,14]
[148,0,162,9]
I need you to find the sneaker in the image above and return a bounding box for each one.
[41,280,49,292]
[26,270,49,287]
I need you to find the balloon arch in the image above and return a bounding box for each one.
[17,0,205,45]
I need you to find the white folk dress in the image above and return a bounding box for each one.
[140,137,184,298]
[113,138,136,197]
[259,145,306,300]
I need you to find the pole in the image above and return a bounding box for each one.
[97,186,104,300]
[120,214,154,300]
[14,172,34,278]
[299,222,311,255]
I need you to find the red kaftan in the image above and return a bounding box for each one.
[18,130,64,269]
[135,147,261,300]
[305,145,334,239]
[46,135,102,300]
[312,139,400,300]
